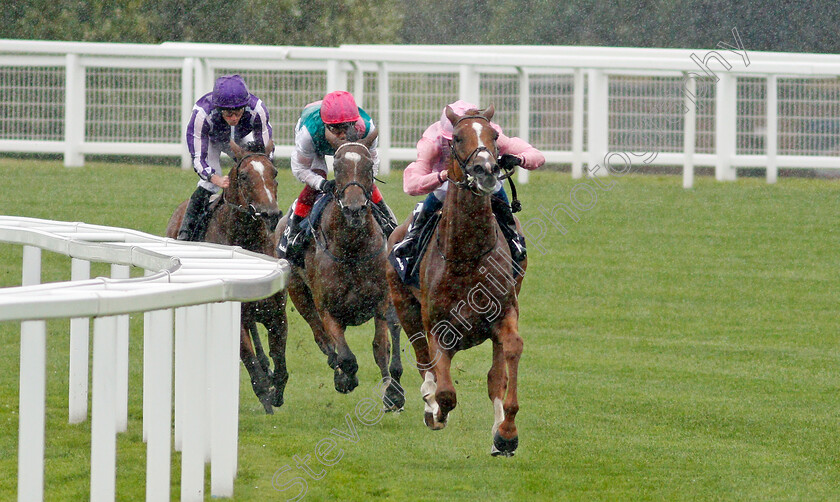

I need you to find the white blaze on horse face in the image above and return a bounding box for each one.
[251,160,275,203]
[472,122,493,170]
[343,152,362,179]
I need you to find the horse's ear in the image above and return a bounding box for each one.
[324,125,343,150]
[264,139,275,157]
[360,128,379,149]
[445,105,460,127]
[482,104,495,122]
[229,140,245,161]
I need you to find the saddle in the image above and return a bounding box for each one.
[388,205,526,289]
[387,211,441,289]
[286,192,334,250]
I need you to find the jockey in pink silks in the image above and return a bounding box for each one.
[392,100,545,265]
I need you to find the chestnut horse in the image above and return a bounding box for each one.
[166,141,288,414]
[386,105,526,456]
[274,129,404,410]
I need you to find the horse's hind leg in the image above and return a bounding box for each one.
[489,309,522,457]
[240,323,274,414]
[383,304,405,411]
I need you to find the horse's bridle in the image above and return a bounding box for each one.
[448,115,501,195]
[333,142,375,209]
[224,152,277,222]
[313,141,385,264]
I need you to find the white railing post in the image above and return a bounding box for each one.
[18,248,44,501]
[91,315,118,502]
[64,53,85,167]
[377,62,391,176]
[683,73,697,189]
[22,245,41,287]
[17,320,47,502]
[181,304,208,502]
[174,307,186,452]
[181,57,195,170]
[326,58,348,92]
[69,258,91,424]
[459,64,480,105]
[517,67,530,185]
[572,69,585,179]
[767,75,779,184]
[145,308,174,502]
[352,62,365,108]
[587,69,608,178]
[210,302,238,497]
[715,72,737,181]
[111,264,130,433]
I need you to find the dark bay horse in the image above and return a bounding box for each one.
[274,129,404,410]
[166,141,288,414]
[386,105,526,456]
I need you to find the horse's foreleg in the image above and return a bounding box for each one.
[490,309,522,457]
[265,296,289,408]
[239,323,274,414]
[432,345,457,427]
[321,312,358,394]
[384,304,405,411]
[249,320,272,380]
[288,280,337,368]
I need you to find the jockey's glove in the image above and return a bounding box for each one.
[499,153,522,170]
[318,178,336,193]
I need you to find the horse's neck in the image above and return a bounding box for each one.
[438,184,495,260]
[224,197,269,252]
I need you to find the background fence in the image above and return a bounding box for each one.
[2,39,840,187]
[0,216,289,501]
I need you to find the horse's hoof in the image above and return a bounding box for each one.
[261,400,274,415]
[271,389,285,408]
[383,381,405,411]
[424,412,446,430]
[490,431,518,457]
[334,368,359,394]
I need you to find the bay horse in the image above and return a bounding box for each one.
[386,105,526,456]
[274,129,405,410]
[166,141,288,414]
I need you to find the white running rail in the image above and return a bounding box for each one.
[0,215,290,502]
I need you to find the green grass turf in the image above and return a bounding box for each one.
[0,157,838,501]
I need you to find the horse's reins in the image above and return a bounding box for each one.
[223,152,277,221]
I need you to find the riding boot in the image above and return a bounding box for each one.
[277,213,307,267]
[491,195,527,265]
[392,203,434,259]
[372,199,398,238]
[177,187,211,241]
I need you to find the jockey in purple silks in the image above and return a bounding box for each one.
[178,74,275,241]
